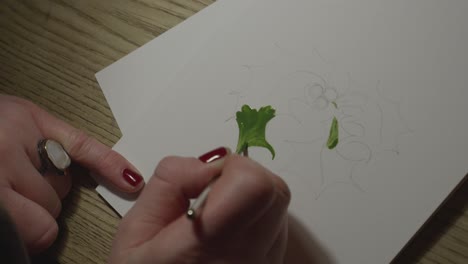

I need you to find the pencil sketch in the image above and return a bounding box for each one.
[223,42,411,199]
[279,70,373,198]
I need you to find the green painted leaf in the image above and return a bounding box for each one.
[327,116,339,149]
[235,105,276,159]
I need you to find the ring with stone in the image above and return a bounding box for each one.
[37,139,71,175]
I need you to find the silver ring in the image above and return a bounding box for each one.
[37,139,71,175]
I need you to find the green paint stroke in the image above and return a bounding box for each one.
[235,104,276,159]
[327,116,339,149]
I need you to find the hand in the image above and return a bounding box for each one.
[110,148,291,264]
[0,95,145,253]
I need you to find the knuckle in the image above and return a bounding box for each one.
[245,172,276,205]
[0,100,33,132]
[66,129,92,160]
[151,156,190,201]
[153,156,180,179]
[155,177,188,208]
[97,150,122,173]
[1,100,29,117]
[225,155,276,203]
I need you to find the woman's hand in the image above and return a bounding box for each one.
[0,95,144,253]
[110,148,291,264]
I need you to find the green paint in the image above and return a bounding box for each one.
[327,116,339,149]
[235,104,276,159]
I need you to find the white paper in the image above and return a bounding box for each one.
[95,0,252,133]
[97,0,468,263]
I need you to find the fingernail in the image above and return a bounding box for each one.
[123,169,143,187]
[198,147,228,163]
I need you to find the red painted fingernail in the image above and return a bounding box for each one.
[123,169,143,187]
[198,147,228,163]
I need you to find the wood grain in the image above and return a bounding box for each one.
[0,0,466,263]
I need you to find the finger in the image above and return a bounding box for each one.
[11,122,71,200]
[6,153,62,218]
[111,151,227,260]
[130,156,225,225]
[18,134,71,200]
[0,188,58,253]
[17,98,144,193]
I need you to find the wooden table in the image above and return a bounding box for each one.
[0,1,466,263]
